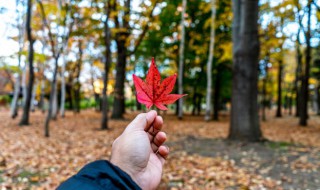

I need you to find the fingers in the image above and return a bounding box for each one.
[125,110,157,132]
[157,145,169,166]
[147,115,163,141]
[151,131,166,152]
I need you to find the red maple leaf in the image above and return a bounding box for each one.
[133,58,186,110]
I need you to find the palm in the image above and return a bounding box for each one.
[111,111,169,190]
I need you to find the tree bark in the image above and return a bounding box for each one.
[294,31,302,117]
[213,68,221,121]
[44,58,59,137]
[101,2,112,129]
[229,0,262,141]
[111,0,130,119]
[19,0,34,126]
[11,74,21,118]
[178,0,187,120]
[288,93,293,115]
[60,55,66,117]
[30,81,36,112]
[11,0,25,119]
[40,77,45,113]
[51,71,58,120]
[205,0,216,121]
[74,40,82,113]
[22,60,27,107]
[112,35,127,119]
[299,0,311,126]
[192,88,197,116]
[276,60,283,117]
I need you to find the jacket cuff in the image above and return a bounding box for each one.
[57,160,141,190]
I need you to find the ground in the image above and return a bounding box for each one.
[0,109,319,190]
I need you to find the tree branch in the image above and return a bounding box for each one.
[127,0,160,56]
[37,0,57,58]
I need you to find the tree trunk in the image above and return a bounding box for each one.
[261,56,269,121]
[229,0,262,141]
[276,60,283,117]
[205,0,216,121]
[112,37,126,119]
[101,3,111,129]
[67,83,74,110]
[178,0,187,119]
[60,55,66,117]
[288,93,293,115]
[111,0,130,119]
[299,1,311,126]
[11,0,25,119]
[51,75,58,120]
[74,82,80,113]
[40,78,45,113]
[22,60,27,107]
[213,69,221,121]
[192,90,197,116]
[11,74,21,118]
[44,58,59,137]
[74,41,82,113]
[197,94,202,116]
[19,0,34,126]
[294,32,302,117]
[30,81,36,112]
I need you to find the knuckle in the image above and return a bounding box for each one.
[136,113,146,120]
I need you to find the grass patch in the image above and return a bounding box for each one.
[15,170,46,185]
[266,141,293,150]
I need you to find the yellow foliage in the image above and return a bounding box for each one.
[93,80,113,95]
[219,42,232,62]
[309,78,317,85]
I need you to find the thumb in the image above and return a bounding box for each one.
[125,110,157,132]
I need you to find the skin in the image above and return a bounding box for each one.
[110,110,169,190]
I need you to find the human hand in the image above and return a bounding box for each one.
[110,110,169,190]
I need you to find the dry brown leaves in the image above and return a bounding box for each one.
[0,109,319,189]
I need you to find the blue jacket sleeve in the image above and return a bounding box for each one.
[57,160,141,190]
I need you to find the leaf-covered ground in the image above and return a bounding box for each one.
[0,109,319,189]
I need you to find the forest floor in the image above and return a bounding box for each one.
[0,109,319,190]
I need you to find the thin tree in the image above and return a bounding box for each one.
[229,0,262,141]
[19,0,35,126]
[60,54,67,117]
[299,0,312,126]
[178,0,187,120]
[276,59,283,117]
[275,17,285,118]
[101,1,112,130]
[11,0,25,119]
[37,0,73,136]
[294,28,302,117]
[74,40,83,113]
[59,1,70,118]
[204,0,217,121]
[213,66,221,121]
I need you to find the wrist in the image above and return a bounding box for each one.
[110,158,140,187]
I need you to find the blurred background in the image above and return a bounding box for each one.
[0,0,320,189]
